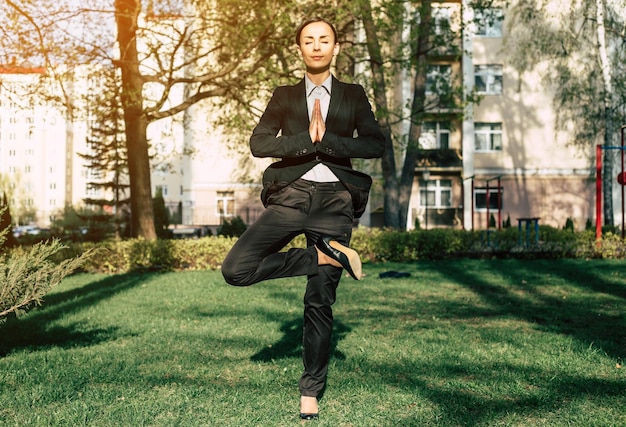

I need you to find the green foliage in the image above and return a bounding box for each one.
[564,217,574,231]
[0,196,16,249]
[78,236,236,273]
[217,216,247,237]
[0,238,93,323]
[38,225,626,275]
[153,188,170,239]
[51,205,117,242]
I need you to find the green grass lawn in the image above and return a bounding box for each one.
[0,259,625,426]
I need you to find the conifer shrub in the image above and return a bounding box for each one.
[0,208,93,323]
[217,216,247,237]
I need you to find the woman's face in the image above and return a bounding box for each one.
[297,21,339,74]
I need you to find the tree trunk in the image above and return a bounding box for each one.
[399,1,432,229]
[115,0,156,240]
[596,0,614,226]
[360,0,400,228]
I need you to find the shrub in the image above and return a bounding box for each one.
[0,211,93,323]
[78,236,236,273]
[217,216,247,237]
[23,225,626,276]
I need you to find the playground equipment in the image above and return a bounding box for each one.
[466,175,502,231]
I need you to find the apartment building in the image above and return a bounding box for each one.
[0,64,266,232]
[406,1,596,231]
[0,65,85,227]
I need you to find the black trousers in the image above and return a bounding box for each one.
[222,178,354,397]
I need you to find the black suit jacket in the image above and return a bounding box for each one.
[250,76,386,218]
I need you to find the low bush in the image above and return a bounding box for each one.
[75,236,236,273]
[27,225,626,274]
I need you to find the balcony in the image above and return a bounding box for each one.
[417,148,463,169]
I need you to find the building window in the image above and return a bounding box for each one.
[420,121,450,149]
[419,179,452,208]
[433,7,452,35]
[475,65,502,94]
[426,64,452,95]
[216,191,235,218]
[156,185,168,197]
[475,8,504,37]
[475,123,502,151]
[475,187,504,211]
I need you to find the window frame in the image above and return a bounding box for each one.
[420,121,451,149]
[426,64,452,95]
[474,187,504,211]
[474,64,503,95]
[474,8,504,37]
[419,179,453,208]
[432,6,453,35]
[474,122,503,152]
[216,191,235,218]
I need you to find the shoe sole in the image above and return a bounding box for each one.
[329,240,362,280]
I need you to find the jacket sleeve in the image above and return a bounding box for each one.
[249,87,314,159]
[316,84,386,160]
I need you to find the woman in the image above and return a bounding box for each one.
[222,16,385,420]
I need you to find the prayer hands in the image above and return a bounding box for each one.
[309,98,325,144]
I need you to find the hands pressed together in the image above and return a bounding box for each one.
[309,98,325,144]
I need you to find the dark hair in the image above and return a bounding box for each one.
[295,17,338,45]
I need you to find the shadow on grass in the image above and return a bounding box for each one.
[250,316,350,362]
[0,272,148,357]
[378,357,625,426]
[434,260,625,360]
[335,260,626,426]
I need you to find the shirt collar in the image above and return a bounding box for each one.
[305,74,332,97]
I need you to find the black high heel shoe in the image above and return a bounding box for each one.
[300,413,319,420]
[315,236,362,280]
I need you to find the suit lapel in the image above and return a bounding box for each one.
[327,77,344,127]
[292,79,309,130]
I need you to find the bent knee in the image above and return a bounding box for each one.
[221,260,238,286]
[221,257,248,286]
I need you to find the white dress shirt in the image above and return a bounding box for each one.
[301,75,340,182]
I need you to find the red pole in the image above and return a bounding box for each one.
[471,178,475,231]
[497,176,502,230]
[622,126,625,239]
[486,180,490,229]
[621,125,626,240]
[596,144,602,243]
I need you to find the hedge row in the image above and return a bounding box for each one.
[45,226,626,275]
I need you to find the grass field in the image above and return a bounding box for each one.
[0,259,625,426]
